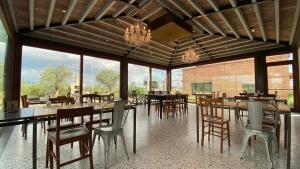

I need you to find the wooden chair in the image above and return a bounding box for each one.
[163,95,177,118]
[199,98,230,153]
[175,94,187,115]
[47,107,94,169]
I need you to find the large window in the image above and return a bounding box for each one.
[179,58,255,101]
[0,19,8,108]
[83,56,120,98]
[151,68,167,91]
[128,64,149,94]
[267,53,294,107]
[21,46,80,98]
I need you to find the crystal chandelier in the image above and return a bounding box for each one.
[124,19,151,47]
[182,47,199,63]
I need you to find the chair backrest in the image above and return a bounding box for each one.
[247,101,263,131]
[21,95,28,108]
[199,98,224,121]
[50,96,67,105]
[112,100,127,130]
[56,106,94,140]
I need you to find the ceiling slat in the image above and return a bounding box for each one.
[78,0,98,23]
[229,0,254,40]
[113,0,135,17]
[252,0,267,42]
[7,0,19,32]
[274,0,279,43]
[289,0,300,45]
[187,0,226,36]
[46,0,56,28]
[29,0,34,31]
[62,0,78,25]
[192,19,213,35]
[95,0,116,20]
[141,7,162,21]
[207,0,239,38]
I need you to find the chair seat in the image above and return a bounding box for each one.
[245,125,275,133]
[47,121,82,132]
[203,116,229,124]
[48,126,89,142]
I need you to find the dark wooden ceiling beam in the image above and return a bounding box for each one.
[274,0,279,43]
[29,0,34,31]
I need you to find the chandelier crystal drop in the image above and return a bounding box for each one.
[182,47,199,64]
[124,19,151,47]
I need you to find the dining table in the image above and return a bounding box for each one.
[0,102,137,169]
[195,101,292,169]
[146,93,188,119]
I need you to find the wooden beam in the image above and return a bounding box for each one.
[46,0,56,28]
[127,0,151,16]
[141,7,162,21]
[78,0,98,23]
[187,0,226,37]
[192,19,213,35]
[95,0,116,20]
[229,0,254,40]
[252,0,267,42]
[29,0,34,31]
[289,0,300,45]
[274,0,279,43]
[62,0,78,25]
[6,0,18,32]
[168,0,192,18]
[207,0,239,38]
[113,0,135,17]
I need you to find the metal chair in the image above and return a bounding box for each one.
[92,100,130,168]
[240,101,278,169]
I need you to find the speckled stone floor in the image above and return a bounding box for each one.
[0,104,299,169]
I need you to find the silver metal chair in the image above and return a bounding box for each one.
[92,100,130,168]
[240,101,278,169]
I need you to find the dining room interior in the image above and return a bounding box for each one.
[0,0,300,169]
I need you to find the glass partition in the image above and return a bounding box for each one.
[177,58,255,102]
[151,68,167,91]
[21,46,80,99]
[128,64,150,94]
[0,19,8,108]
[83,56,120,98]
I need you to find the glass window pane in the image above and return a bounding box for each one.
[21,46,80,99]
[267,64,294,107]
[177,58,255,102]
[83,56,120,98]
[128,64,149,94]
[0,19,8,108]
[266,53,293,63]
[152,68,167,91]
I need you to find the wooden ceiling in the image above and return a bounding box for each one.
[3,0,300,67]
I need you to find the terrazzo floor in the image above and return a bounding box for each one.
[0,104,299,169]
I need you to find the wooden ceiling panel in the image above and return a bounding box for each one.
[50,0,69,25]
[222,10,247,37]
[68,0,90,22]
[280,0,297,42]
[240,6,261,39]
[260,2,275,41]
[14,0,30,30]
[208,13,230,35]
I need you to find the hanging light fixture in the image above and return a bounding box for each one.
[124,19,151,47]
[182,47,199,63]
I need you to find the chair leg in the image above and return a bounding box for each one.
[208,123,211,141]
[102,135,112,169]
[272,133,279,153]
[49,141,54,169]
[227,122,230,146]
[46,140,49,168]
[201,122,205,146]
[56,143,60,169]
[220,124,224,153]
[114,136,117,149]
[262,135,274,169]
[119,131,129,159]
[88,137,94,169]
[240,131,252,159]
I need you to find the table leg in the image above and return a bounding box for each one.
[184,97,187,114]
[287,113,291,169]
[32,120,37,169]
[147,98,151,116]
[160,98,163,119]
[284,114,288,149]
[133,108,136,153]
[196,104,199,143]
